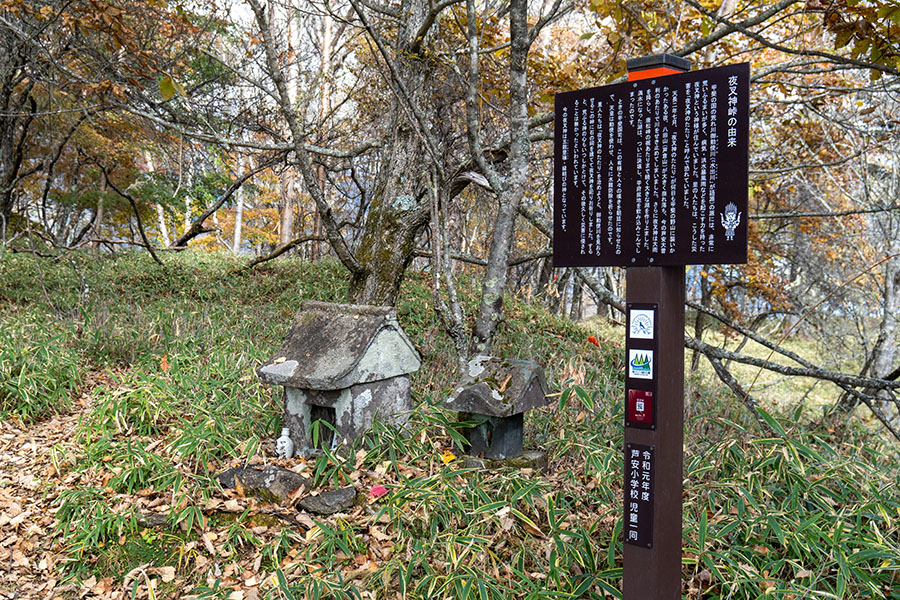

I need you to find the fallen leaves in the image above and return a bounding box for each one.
[369,485,388,500]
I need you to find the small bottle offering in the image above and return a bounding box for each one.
[275,427,294,459]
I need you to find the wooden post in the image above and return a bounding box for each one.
[551,51,749,598]
[623,54,690,600]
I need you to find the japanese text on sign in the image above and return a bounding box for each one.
[625,443,655,548]
[554,63,749,267]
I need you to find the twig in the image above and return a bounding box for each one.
[171,152,285,249]
[100,169,164,267]
[413,249,552,267]
[744,252,900,401]
[242,235,326,271]
[680,0,900,76]
[703,353,775,435]
[26,228,63,319]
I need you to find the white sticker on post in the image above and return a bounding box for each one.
[628,349,654,379]
[629,309,655,339]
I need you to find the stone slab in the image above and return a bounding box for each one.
[298,486,358,515]
[257,301,421,390]
[445,356,551,418]
[216,466,309,503]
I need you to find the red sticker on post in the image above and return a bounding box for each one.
[627,389,654,428]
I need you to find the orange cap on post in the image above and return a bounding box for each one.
[626,54,691,81]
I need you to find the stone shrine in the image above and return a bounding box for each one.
[445,356,551,460]
[257,301,421,455]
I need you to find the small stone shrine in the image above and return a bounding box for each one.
[257,301,421,455]
[445,356,551,460]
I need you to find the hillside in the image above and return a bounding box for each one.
[0,252,898,599]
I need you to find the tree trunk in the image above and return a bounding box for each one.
[837,242,900,413]
[279,172,294,246]
[469,0,531,356]
[183,165,192,237]
[536,257,555,304]
[92,179,105,252]
[550,269,570,315]
[570,278,583,321]
[346,169,430,305]
[0,40,33,237]
[691,268,711,373]
[232,153,245,253]
[312,13,333,262]
[343,0,434,305]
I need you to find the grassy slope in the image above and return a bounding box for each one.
[0,251,898,599]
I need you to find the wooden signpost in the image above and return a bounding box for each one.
[553,54,750,599]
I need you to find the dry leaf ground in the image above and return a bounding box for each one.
[1,394,85,598]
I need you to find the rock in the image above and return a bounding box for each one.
[216,466,309,503]
[137,511,170,528]
[298,486,358,515]
[463,450,549,472]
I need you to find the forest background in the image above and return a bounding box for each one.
[1,0,900,598]
[4,0,900,426]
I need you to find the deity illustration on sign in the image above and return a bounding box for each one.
[629,309,655,339]
[628,349,653,379]
[721,202,741,241]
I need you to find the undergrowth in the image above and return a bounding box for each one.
[1,250,898,598]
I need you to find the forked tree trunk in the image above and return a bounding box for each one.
[250,0,432,307]
[468,0,531,356]
[343,0,433,306]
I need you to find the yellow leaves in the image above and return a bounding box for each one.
[159,75,186,101]
[305,525,323,543]
[440,450,457,464]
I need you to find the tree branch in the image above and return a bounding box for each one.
[247,0,362,276]
[676,0,802,57]
[347,0,444,167]
[680,0,900,76]
[99,169,164,267]
[408,0,465,57]
[242,235,326,271]
[170,152,284,249]
[751,206,900,220]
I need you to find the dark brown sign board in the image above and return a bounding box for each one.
[553,62,750,267]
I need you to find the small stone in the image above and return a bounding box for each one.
[216,466,309,503]
[298,487,358,515]
[463,450,548,472]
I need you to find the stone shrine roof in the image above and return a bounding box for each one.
[445,356,551,417]
[257,301,421,390]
